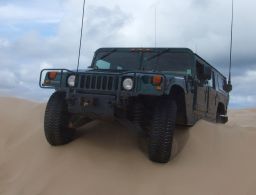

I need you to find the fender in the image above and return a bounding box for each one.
[164,76,187,95]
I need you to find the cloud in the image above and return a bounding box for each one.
[0,2,131,101]
[0,0,255,108]
[0,3,63,23]
[0,70,18,89]
[230,69,256,108]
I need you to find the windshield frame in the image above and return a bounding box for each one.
[91,48,195,76]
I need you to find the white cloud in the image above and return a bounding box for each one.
[0,0,256,108]
[40,62,53,70]
[0,4,63,23]
[0,70,18,89]
[0,38,9,47]
[230,69,256,108]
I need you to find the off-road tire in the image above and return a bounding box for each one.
[44,92,75,146]
[149,98,177,163]
[216,113,222,123]
[216,113,228,124]
[129,102,144,127]
[216,105,228,124]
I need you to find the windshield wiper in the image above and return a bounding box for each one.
[145,49,170,62]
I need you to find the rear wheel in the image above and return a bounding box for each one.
[44,92,75,146]
[149,98,177,163]
[216,103,228,124]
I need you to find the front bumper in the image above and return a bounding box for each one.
[67,93,116,119]
[41,69,167,118]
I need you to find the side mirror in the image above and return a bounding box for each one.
[202,66,211,80]
[224,83,232,92]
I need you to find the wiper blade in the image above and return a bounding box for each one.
[145,49,170,62]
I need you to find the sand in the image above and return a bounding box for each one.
[0,97,256,195]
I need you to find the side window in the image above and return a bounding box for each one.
[218,76,224,91]
[215,74,219,89]
[208,71,215,88]
[215,74,225,92]
[196,61,204,80]
[196,61,211,86]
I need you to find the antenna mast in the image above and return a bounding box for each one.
[76,0,87,72]
[228,0,234,85]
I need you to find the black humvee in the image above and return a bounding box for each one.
[40,48,232,163]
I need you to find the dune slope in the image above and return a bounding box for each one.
[0,97,256,195]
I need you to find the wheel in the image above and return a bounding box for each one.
[216,113,228,124]
[44,92,75,146]
[149,98,177,163]
[129,102,144,128]
[216,104,228,124]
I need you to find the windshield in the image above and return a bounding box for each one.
[143,52,193,75]
[93,51,141,71]
[92,50,193,75]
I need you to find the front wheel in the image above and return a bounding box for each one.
[149,98,177,163]
[44,92,75,146]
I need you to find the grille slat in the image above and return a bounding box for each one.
[80,76,85,88]
[102,76,107,90]
[91,76,96,89]
[78,74,118,92]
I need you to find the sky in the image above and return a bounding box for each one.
[0,0,255,108]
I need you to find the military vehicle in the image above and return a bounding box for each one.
[40,47,232,163]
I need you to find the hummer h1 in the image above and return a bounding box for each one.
[40,48,232,163]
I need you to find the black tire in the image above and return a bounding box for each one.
[216,104,227,124]
[149,98,177,163]
[216,113,228,124]
[44,92,75,146]
[129,102,144,128]
[216,113,222,123]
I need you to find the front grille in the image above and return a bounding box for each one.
[79,74,119,91]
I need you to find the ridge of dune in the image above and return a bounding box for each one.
[0,97,256,195]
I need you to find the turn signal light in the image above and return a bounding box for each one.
[48,72,58,80]
[152,75,162,85]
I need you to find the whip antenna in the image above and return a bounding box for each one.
[76,0,87,72]
[228,0,234,85]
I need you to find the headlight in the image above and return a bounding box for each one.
[67,75,76,87]
[123,78,133,91]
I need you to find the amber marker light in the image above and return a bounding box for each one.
[152,75,163,86]
[48,72,58,80]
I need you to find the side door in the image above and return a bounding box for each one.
[195,61,209,117]
[207,71,217,118]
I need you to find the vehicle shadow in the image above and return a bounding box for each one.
[76,120,190,160]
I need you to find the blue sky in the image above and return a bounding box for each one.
[0,0,256,108]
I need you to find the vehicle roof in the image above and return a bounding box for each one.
[95,47,194,53]
[95,47,227,79]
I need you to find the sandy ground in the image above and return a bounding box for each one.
[0,97,256,195]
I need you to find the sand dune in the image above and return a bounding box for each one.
[1,97,256,195]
